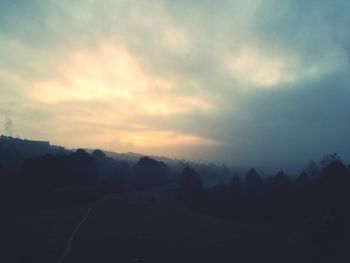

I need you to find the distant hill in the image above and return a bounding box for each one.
[0,135,244,187]
[86,149,244,187]
[0,135,69,158]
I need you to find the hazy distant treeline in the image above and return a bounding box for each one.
[2,136,350,227]
[178,153,350,220]
[176,154,350,262]
[0,137,231,210]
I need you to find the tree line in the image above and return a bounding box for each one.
[178,153,350,221]
[0,146,174,209]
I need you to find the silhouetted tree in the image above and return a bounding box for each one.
[92,149,128,193]
[230,176,242,195]
[240,169,265,219]
[320,155,350,215]
[131,156,170,188]
[20,150,97,206]
[315,154,350,262]
[178,166,204,202]
[91,149,107,160]
[296,172,309,188]
[20,154,69,195]
[320,153,341,171]
[293,172,312,216]
[0,160,2,176]
[305,160,320,181]
[244,168,264,193]
[270,170,292,217]
[273,170,290,193]
[68,149,97,186]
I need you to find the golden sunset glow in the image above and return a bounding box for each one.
[26,41,215,153]
[2,0,349,166]
[30,42,211,113]
[84,130,217,150]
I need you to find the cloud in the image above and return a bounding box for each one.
[162,25,191,54]
[0,0,350,171]
[226,44,346,88]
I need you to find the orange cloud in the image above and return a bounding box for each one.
[75,130,218,153]
[27,41,216,153]
[30,41,211,115]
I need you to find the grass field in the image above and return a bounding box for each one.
[1,188,322,263]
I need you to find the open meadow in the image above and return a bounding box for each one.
[1,188,323,263]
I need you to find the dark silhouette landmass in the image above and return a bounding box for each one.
[1,135,350,262]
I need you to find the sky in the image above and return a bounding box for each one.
[1,0,350,172]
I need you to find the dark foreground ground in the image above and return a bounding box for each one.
[0,188,334,263]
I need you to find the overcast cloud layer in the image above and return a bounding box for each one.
[1,0,350,172]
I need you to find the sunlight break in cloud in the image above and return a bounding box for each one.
[96,130,218,150]
[26,41,216,152]
[57,128,219,156]
[30,41,212,115]
[226,45,344,88]
[227,46,297,87]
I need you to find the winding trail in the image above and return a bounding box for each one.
[56,203,94,263]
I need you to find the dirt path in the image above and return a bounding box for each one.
[56,203,94,263]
